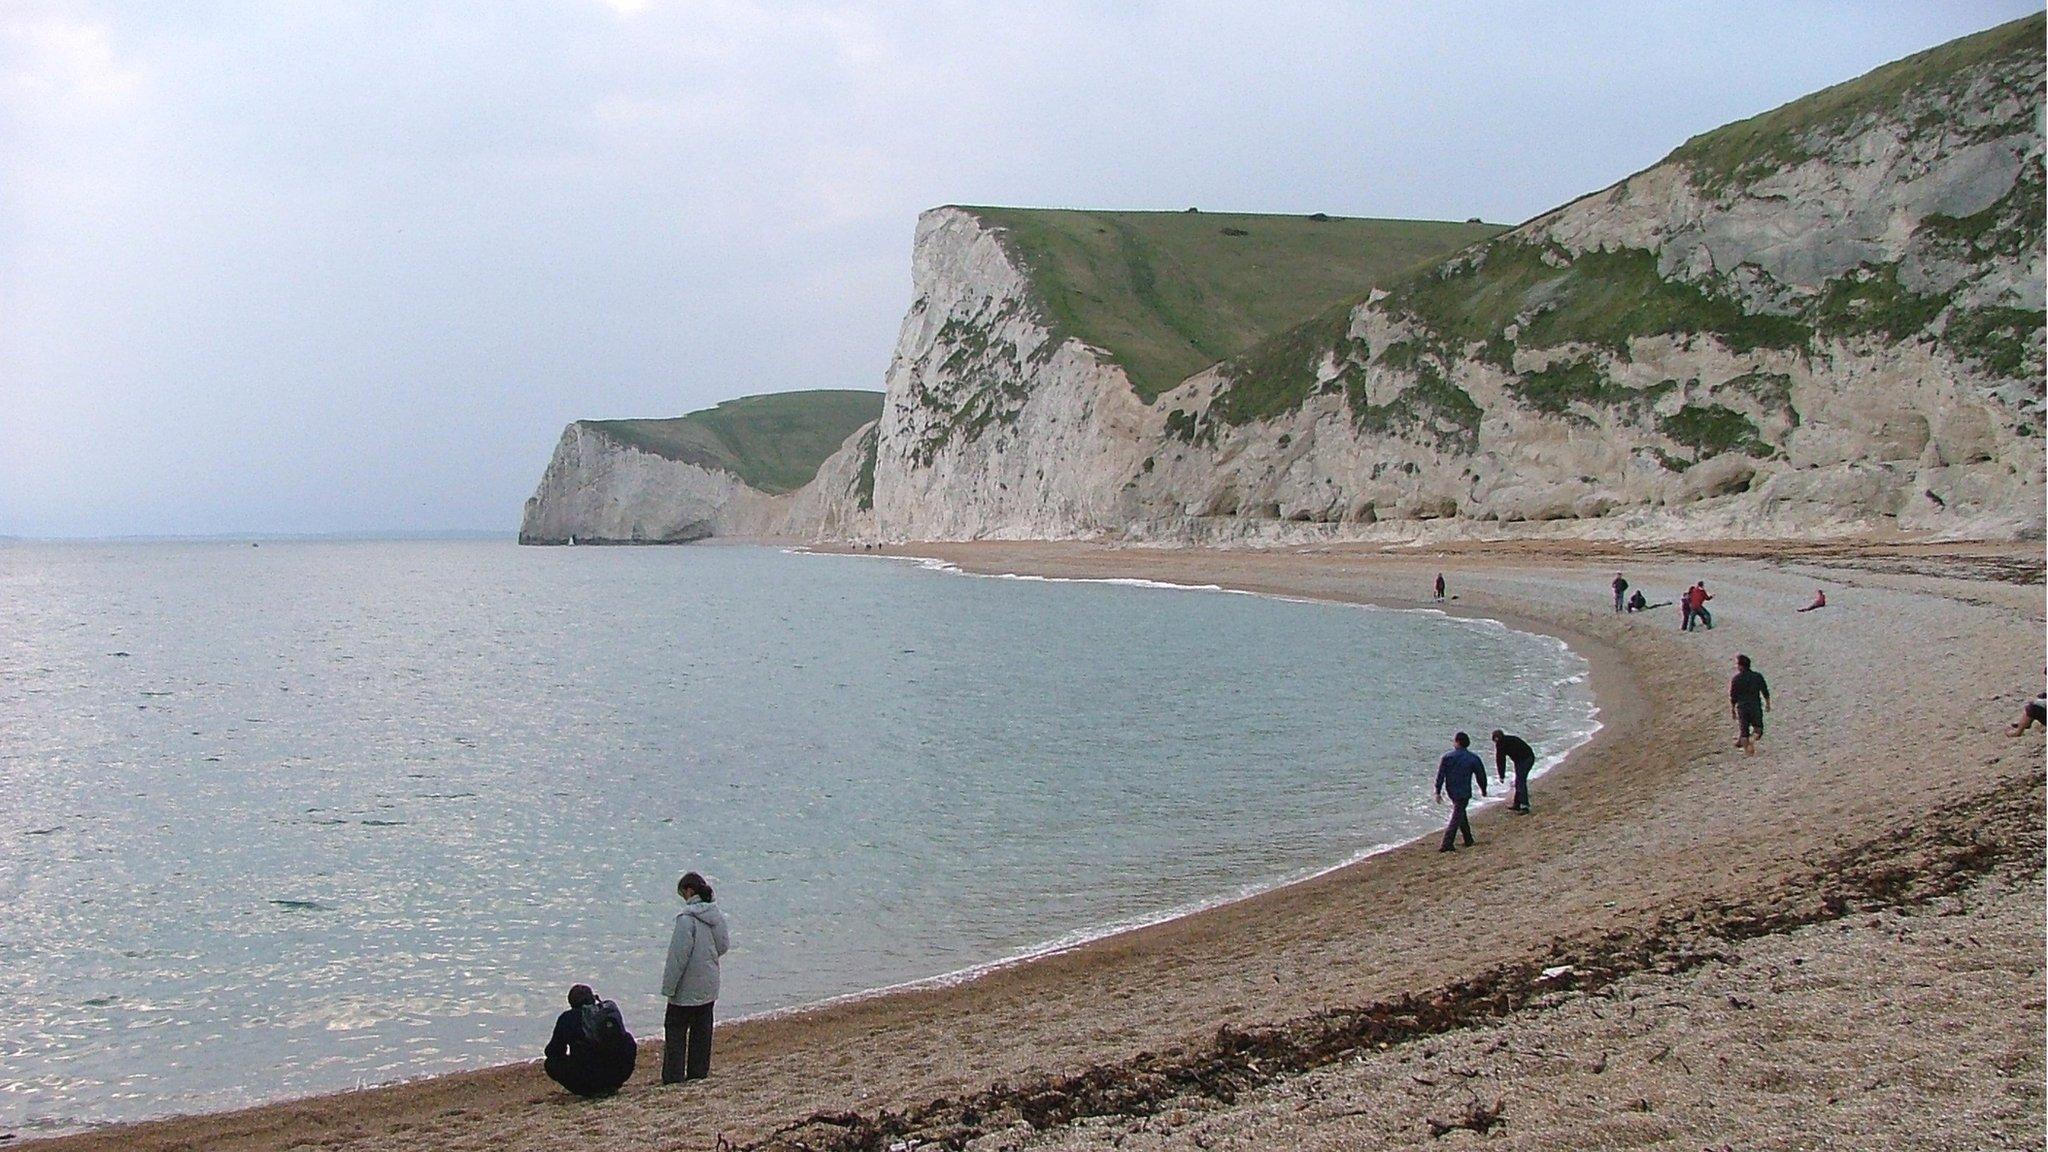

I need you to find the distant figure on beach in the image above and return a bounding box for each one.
[661,871,731,1084]
[1612,572,1629,613]
[1434,732,1488,852]
[1683,582,1713,631]
[2008,691,2046,737]
[1491,730,1536,813]
[1798,589,1827,612]
[1627,589,1649,613]
[544,984,636,1097]
[1434,573,1447,602]
[1730,654,1771,754]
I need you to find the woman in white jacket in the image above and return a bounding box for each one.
[660,871,730,1083]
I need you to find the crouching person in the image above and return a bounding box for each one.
[545,983,636,1097]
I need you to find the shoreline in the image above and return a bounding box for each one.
[737,545,1605,1017]
[25,538,2041,1151]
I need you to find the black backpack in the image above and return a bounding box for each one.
[579,999,633,1051]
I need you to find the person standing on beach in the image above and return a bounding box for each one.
[1491,729,1536,813]
[1683,582,1714,631]
[1730,655,1771,754]
[1612,572,1628,613]
[1434,732,1488,852]
[660,872,730,1084]
[1434,573,1447,602]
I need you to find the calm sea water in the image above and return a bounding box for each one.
[0,540,1595,1135]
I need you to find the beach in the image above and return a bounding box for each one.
[29,539,2044,1151]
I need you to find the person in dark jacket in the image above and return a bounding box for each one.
[1730,654,1771,754]
[1434,732,1488,852]
[544,983,636,1097]
[1612,573,1629,613]
[1491,729,1536,813]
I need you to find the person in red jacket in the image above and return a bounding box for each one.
[1683,582,1714,631]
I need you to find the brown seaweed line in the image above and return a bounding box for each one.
[733,776,2043,1152]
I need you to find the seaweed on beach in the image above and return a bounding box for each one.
[739,778,2042,1152]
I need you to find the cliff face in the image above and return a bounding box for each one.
[519,422,786,544]
[865,209,1158,540]
[799,15,2043,544]
[518,391,881,545]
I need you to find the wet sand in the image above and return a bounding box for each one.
[27,539,2045,1151]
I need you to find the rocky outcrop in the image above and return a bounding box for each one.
[519,422,786,544]
[793,15,2044,544]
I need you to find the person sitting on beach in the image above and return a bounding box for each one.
[1797,589,1827,612]
[1626,589,1648,613]
[544,984,636,1097]
[1434,732,1488,852]
[1730,654,1771,755]
[2008,692,2046,737]
[661,871,731,1084]
[1491,729,1536,813]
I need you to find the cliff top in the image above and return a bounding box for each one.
[1663,11,2044,190]
[958,207,1507,401]
[1210,12,2045,430]
[582,389,883,494]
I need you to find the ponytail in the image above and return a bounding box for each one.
[678,871,714,902]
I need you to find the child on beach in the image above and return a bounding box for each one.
[1731,654,1771,754]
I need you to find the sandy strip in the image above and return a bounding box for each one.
[23,540,2044,1151]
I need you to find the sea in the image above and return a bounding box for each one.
[0,539,1597,1136]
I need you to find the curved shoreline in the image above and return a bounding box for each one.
[27,539,2039,1152]
[740,546,1603,1019]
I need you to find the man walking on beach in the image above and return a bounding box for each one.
[1491,729,1536,813]
[1612,572,1628,613]
[1434,573,1447,602]
[1435,732,1488,852]
[1730,654,1771,754]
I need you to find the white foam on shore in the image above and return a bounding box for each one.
[758,545,1606,1022]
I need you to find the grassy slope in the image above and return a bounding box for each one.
[1215,13,2044,433]
[963,208,1506,402]
[1663,11,2044,188]
[584,390,883,494]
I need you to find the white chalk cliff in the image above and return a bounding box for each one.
[520,422,786,544]
[785,17,2043,544]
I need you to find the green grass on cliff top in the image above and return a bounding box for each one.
[961,207,1506,402]
[584,389,882,495]
[1662,11,2043,188]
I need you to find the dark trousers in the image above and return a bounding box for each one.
[663,1001,714,1083]
[1510,759,1533,810]
[1440,797,1474,849]
[547,1043,634,1097]
[1681,604,1694,630]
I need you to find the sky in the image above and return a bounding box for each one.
[1,1,2036,537]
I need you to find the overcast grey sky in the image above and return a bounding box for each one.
[1,1,2035,537]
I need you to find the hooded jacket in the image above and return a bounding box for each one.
[661,899,730,1006]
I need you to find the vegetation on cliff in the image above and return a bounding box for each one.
[585,390,884,495]
[965,207,1504,402]
[1207,12,2044,461]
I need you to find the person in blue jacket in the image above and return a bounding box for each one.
[1434,731,1489,852]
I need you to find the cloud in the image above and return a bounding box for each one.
[1,13,142,123]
